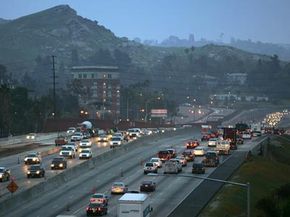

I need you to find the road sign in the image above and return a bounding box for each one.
[151,109,167,118]
[7,180,18,193]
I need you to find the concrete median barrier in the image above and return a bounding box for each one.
[0,127,194,215]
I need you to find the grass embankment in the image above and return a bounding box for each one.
[199,135,290,217]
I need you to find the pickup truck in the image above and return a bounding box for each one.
[215,140,231,155]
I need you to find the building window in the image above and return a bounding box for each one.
[108,74,112,79]
[83,73,87,79]
[78,74,82,79]
[91,74,94,79]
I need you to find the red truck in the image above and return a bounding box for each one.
[158,150,172,162]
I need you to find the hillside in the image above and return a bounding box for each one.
[0,5,282,101]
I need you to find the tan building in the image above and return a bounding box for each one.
[71,66,120,119]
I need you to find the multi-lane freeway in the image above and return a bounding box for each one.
[0,108,284,217]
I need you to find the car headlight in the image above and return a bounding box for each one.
[36,171,40,174]
[59,163,63,167]
[51,164,54,167]
[24,158,28,161]
[0,174,2,178]
[27,171,31,174]
[33,158,37,161]
[32,136,35,139]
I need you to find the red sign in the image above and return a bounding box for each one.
[7,180,18,193]
[151,109,167,118]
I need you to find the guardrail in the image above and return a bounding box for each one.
[0,127,194,216]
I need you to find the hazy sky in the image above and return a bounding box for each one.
[1,0,290,44]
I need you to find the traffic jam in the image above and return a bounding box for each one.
[0,114,287,217]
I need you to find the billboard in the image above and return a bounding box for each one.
[151,109,167,118]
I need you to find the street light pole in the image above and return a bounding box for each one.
[148,173,250,217]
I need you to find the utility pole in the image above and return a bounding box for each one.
[52,55,56,118]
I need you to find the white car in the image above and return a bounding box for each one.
[113,132,124,140]
[71,132,83,141]
[110,136,122,148]
[193,146,208,156]
[127,128,141,138]
[175,156,187,167]
[26,133,36,140]
[66,127,76,135]
[242,133,252,139]
[79,139,92,151]
[208,138,218,147]
[143,162,158,174]
[24,152,41,164]
[59,146,76,159]
[79,148,92,159]
[65,143,78,152]
[169,158,182,172]
[150,157,162,168]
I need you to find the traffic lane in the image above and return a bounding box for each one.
[61,144,225,217]
[0,138,112,199]
[16,133,195,217]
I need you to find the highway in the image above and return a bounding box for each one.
[2,127,260,217]
[0,108,282,217]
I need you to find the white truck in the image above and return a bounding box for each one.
[118,193,153,217]
[215,140,231,155]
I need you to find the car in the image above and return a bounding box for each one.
[208,138,218,147]
[140,180,156,192]
[111,182,128,194]
[59,146,76,159]
[113,132,124,140]
[79,139,92,151]
[202,151,220,167]
[27,164,45,178]
[192,162,205,174]
[166,148,177,158]
[51,157,67,170]
[71,132,83,141]
[158,150,172,162]
[252,131,262,137]
[169,158,182,172]
[242,132,252,139]
[97,134,108,143]
[236,137,244,144]
[0,167,10,182]
[82,132,91,139]
[86,203,108,216]
[182,149,195,161]
[79,148,93,159]
[201,134,210,141]
[24,152,41,165]
[150,157,162,168]
[55,135,68,146]
[65,143,78,152]
[26,133,36,140]
[193,146,208,156]
[143,162,158,174]
[90,193,109,205]
[175,156,187,167]
[127,128,141,139]
[66,127,76,135]
[186,139,200,149]
[110,136,122,148]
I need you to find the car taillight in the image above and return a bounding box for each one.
[86,207,89,211]
[98,208,101,211]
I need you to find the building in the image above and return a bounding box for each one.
[71,66,120,119]
[226,73,247,85]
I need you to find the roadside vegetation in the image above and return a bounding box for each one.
[199,135,290,217]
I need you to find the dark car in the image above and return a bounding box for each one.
[27,164,45,178]
[236,137,244,144]
[202,151,220,167]
[166,148,177,158]
[0,167,10,182]
[182,150,195,162]
[186,140,200,149]
[86,203,108,216]
[140,180,156,192]
[51,157,67,170]
[158,150,171,162]
[192,162,205,174]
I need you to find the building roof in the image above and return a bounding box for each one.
[71,66,118,70]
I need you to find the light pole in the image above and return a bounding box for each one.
[148,173,250,217]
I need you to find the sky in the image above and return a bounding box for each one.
[1,0,290,44]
